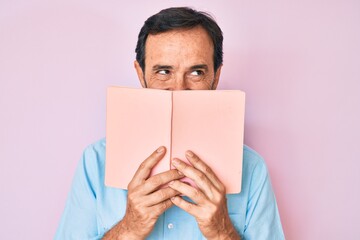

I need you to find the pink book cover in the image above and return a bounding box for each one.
[105,86,245,194]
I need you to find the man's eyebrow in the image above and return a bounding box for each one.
[190,64,209,70]
[152,65,173,71]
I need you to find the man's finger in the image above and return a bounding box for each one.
[129,146,166,188]
[144,187,180,206]
[169,180,207,205]
[171,158,215,198]
[170,196,199,217]
[185,150,224,192]
[140,169,184,194]
[149,199,174,216]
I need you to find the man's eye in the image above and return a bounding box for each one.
[190,70,204,76]
[157,70,170,75]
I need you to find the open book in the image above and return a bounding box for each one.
[105,86,245,193]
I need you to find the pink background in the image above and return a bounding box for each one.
[1,0,359,239]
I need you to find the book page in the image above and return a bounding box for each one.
[171,90,245,193]
[105,87,172,189]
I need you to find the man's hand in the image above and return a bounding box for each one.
[169,151,241,240]
[103,146,183,240]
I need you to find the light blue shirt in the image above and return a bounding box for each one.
[55,138,284,239]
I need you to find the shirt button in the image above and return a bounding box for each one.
[167,223,174,229]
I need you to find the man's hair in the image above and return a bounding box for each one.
[135,7,223,72]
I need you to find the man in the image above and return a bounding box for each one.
[55,7,284,240]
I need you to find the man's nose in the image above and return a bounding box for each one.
[172,74,189,90]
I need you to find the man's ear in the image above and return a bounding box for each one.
[134,60,146,88]
[211,64,222,90]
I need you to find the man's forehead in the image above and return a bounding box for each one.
[145,27,213,56]
[146,26,213,48]
[142,25,215,72]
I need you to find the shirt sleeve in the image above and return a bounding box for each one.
[54,145,104,240]
[242,157,285,240]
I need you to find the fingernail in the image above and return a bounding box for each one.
[171,197,176,201]
[169,181,174,185]
[186,150,193,157]
[178,170,183,176]
[157,146,165,153]
[172,158,180,165]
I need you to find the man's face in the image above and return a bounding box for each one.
[135,26,222,90]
